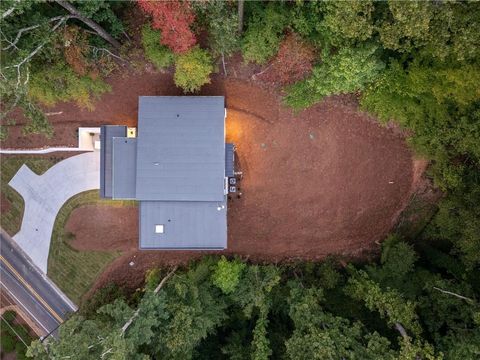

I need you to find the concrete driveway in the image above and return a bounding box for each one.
[8,151,99,273]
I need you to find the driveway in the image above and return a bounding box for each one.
[8,151,99,272]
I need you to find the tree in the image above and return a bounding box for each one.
[320,0,374,46]
[193,0,239,75]
[285,44,385,109]
[141,24,174,70]
[137,0,196,54]
[54,0,121,49]
[259,33,315,86]
[231,265,281,360]
[345,269,443,359]
[285,284,398,360]
[346,269,422,336]
[237,0,244,33]
[365,235,418,291]
[174,46,213,93]
[361,61,479,182]
[242,3,288,64]
[378,0,434,54]
[0,0,123,136]
[211,256,246,295]
[28,61,110,110]
[425,1,480,62]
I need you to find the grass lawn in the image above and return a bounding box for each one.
[0,156,62,236]
[48,190,136,303]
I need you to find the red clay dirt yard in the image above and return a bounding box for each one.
[7,62,421,292]
[2,57,420,292]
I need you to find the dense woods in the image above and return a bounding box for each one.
[1,1,478,358]
[28,243,479,359]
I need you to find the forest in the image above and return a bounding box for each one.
[0,0,478,359]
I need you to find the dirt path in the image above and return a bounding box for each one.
[3,63,418,295]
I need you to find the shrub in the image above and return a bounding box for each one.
[80,283,125,318]
[141,24,174,69]
[1,331,16,353]
[21,103,54,138]
[260,33,316,85]
[242,4,288,64]
[28,62,110,110]
[2,310,16,323]
[137,0,196,54]
[174,46,213,93]
[284,44,385,109]
[212,256,246,294]
[145,268,162,290]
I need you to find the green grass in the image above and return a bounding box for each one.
[0,156,62,236]
[48,190,136,303]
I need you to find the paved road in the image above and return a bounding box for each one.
[0,232,77,339]
[8,150,99,271]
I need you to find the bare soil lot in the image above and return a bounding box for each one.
[66,205,138,252]
[3,63,417,294]
[2,50,423,287]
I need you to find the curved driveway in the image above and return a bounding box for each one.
[8,151,100,272]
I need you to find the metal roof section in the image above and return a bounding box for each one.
[100,125,127,198]
[139,200,227,249]
[100,97,229,250]
[225,143,235,178]
[112,138,137,199]
[136,96,226,202]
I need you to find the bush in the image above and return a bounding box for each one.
[0,124,8,141]
[15,342,28,360]
[28,62,110,110]
[212,256,246,294]
[174,46,213,93]
[141,24,174,70]
[80,283,125,318]
[1,331,16,352]
[284,44,385,109]
[260,33,315,85]
[2,310,16,323]
[242,4,288,64]
[21,102,53,138]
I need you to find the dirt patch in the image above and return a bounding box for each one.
[79,79,414,296]
[0,70,181,149]
[3,55,419,297]
[1,192,12,214]
[65,205,138,252]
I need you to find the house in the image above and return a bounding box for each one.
[100,96,234,249]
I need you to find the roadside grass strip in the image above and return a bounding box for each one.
[47,190,136,303]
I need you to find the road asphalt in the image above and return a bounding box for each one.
[0,231,77,339]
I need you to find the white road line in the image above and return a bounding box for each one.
[1,230,77,312]
[1,269,60,325]
[1,283,51,334]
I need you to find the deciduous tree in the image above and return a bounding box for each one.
[285,44,385,109]
[174,46,213,93]
[137,0,196,54]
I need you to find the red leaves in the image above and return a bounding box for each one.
[261,33,316,86]
[137,0,196,54]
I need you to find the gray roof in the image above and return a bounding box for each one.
[112,138,137,199]
[225,143,235,178]
[139,200,227,249]
[135,96,226,202]
[100,125,127,198]
[100,96,228,250]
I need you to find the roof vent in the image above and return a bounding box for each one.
[155,224,164,234]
